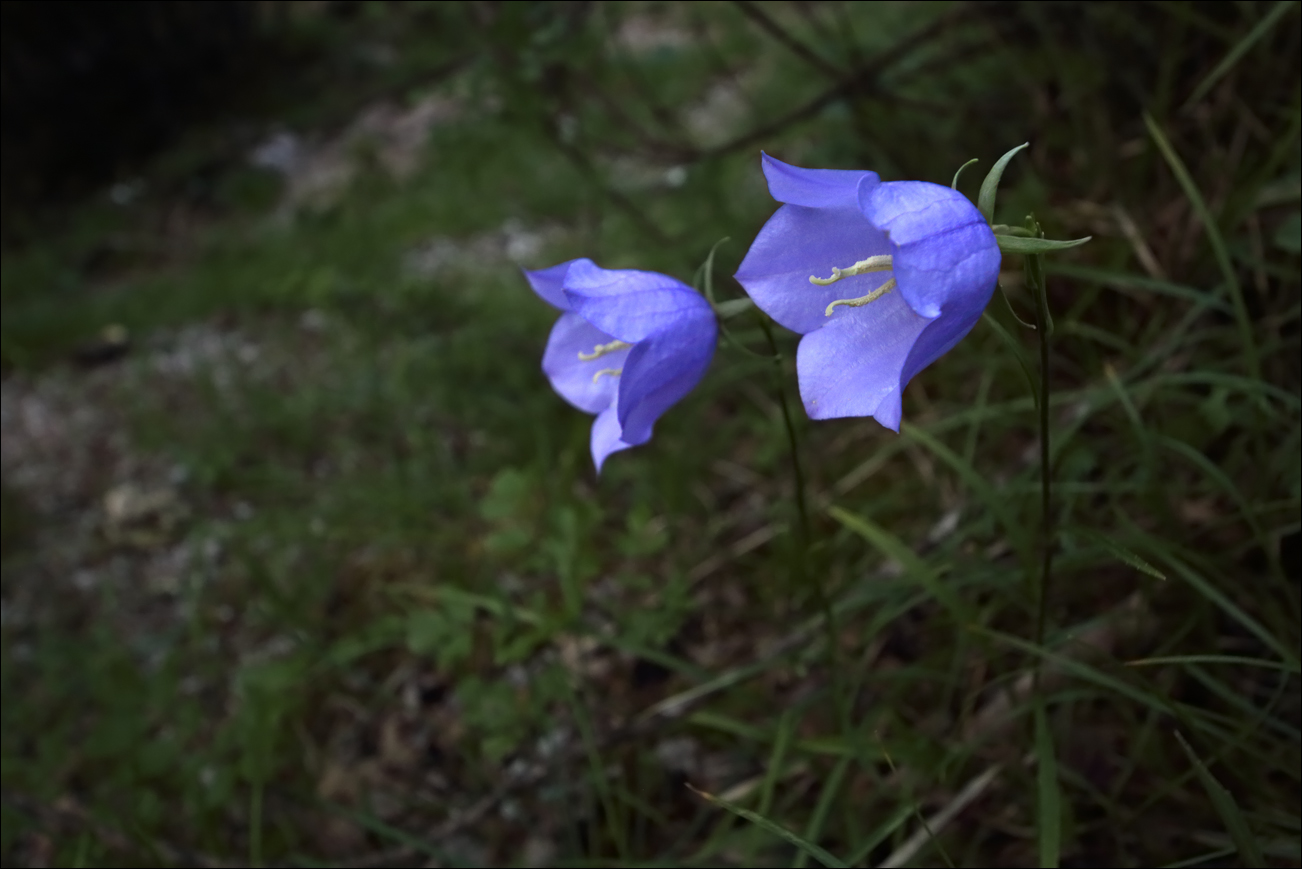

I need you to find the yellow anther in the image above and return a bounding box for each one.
[824,278,897,316]
[578,339,632,361]
[809,254,893,286]
[592,367,622,383]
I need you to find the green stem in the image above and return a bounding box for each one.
[758,317,811,551]
[1028,251,1054,656]
[758,317,850,729]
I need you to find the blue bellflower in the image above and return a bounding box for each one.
[735,154,1001,430]
[524,258,717,471]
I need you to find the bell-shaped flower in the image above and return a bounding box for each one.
[523,258,717,471]
[734,153,1001,430]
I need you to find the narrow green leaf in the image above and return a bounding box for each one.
[982,311,1040,409]
[759,709,800,817]
[978,142,1029,223]
[1184,1,1298,107]
[996,235,1092,255]
[827,506,972,621]
[1144,113,1258,379]
[1000,284,1037,329]
[842,805,914,867]
[1174,731,1265,868]
[688,785,849,868]
[951,157,979,190]
[1078,529,1166,580]
[901,423,1032,560]
[1143,546,1299,668]
[794,756,852,868]
[699,236,731,305]
[991,223,1035,237]
[1125,655,1301,674]
[1036,701,1062,869]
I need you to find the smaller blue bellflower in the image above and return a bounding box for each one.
[524,258,717,471]
[735,154,1001,430]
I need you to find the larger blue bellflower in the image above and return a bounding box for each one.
[735,154,1001,430]
[524,258,717,471]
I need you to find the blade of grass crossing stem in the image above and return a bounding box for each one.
[1144,113,1258,379]
[687,785,848,869]
[1036,700,1062,868]
[1183,1,1299,107]
[794,755,852,869]
[1174,731,1265,867]
[901,422,1031,559]
[828,506,973,622]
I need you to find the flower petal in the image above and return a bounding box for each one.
[523,259,589,311]
[616,314,717,445]
[563,259,712,344]
[734,203,893,334]
[761,153,879,210]
[899,300,986,389]
[591,404,634,472]
[859,180,1000,319]
[794,288,932,429]
[542,313,626,414]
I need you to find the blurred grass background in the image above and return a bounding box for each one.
[1,1,1298,866]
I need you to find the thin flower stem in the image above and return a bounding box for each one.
[1028,248,1054,660]
[758,316,811,564]
[758,316,852,729]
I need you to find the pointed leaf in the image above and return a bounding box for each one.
[996,235,1091,255]
[978,142,1029,223]
[951,157,980,190]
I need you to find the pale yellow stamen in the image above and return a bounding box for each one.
[808,254,893,286]
[824,278,897,316]
[592,367,622,383]
[578,339,632,361]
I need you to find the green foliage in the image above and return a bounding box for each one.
[2,1,1299,866]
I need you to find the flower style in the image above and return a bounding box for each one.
[734,153,1001,430]
[523,258,717,471]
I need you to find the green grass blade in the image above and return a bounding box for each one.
[761,708,801,816]
[794,755,852,868]
[900,422,1031,559]
[1036,701,1062,869]
[1174,731,1265,867]
[827,506,972,621]
[842,805,914,867]
[1184,1,1299,107]
[1077,529,1166,580]
[688,785,849,869]
[1143,113,1259,378]
[1143,547,1299,668]
[1125,654,1300,674]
